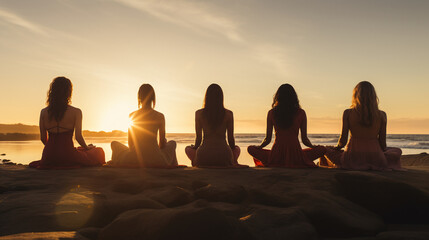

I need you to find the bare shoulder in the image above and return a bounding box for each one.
[225,109,233,118]
[40,107,48,115]
[195,109,204,117]
[153,110,165,120]
[129,110,138,118]
[68,105,82,114]
[343,108,352,116]
[379,110,387,121]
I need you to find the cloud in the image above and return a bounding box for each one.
[112,0,242,42]
[0,7,47,36]
[111,0,289,76]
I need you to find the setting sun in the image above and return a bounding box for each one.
[96,101,135,132]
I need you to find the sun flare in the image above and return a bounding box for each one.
[97,101,135,132]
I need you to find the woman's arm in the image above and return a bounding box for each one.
[300,110,315,148]
[227,111,236,149]
[158,114,167,149]
[39,109,48,145]
[378,111,387,151]
[192,111,202,149]
[335,109,350,150]
[258,110,273,148]
[74,109,89,149]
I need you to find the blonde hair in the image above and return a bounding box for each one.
[138,84,156,109]
[351,81,380,127]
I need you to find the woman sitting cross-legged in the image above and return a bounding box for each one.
[30,76,105,169]
[248,84,326,168]
[319,81,403,171]
[108,84,178,168]
[185,84,247,168]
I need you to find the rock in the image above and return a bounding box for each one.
[377,231,429,240]
[148,186,193,207]
[191,180,209,190]
[248,189,294,207]
[194,184,247,203]
[77,227,101,240]
[99,204,249,240]
[92,195,166,225]
[110,180,144,194]
[241,206,318,240]
[2,159,10,162]
[1,153,5,156]
[55,192,95,229]
[192,200,247,217]
[296,190,385,238]
[322,237,377,240]
[401,154,429,166]
[335,172,429,223]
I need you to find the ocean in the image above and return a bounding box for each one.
[1,134,428,167]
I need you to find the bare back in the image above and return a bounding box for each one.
[129,108,166,152]
[348,109,385,139]
[195,109,235,146]
[193,109,236,166]
[40,106,79,133]
[39,105,88,148]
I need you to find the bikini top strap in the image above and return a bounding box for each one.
[46,120,73,134]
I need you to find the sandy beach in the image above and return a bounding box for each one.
[0,154,428,240]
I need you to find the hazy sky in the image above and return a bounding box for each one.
[1,0,428,133]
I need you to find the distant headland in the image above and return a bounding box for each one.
[0,123,127,141]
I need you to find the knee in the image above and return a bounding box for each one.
[95,147,105,154]
[111,141,120,149]
[315,145,327,155]
[234,145,241,153]
[185,146,195,154]
[247,145,257,155]
[167,140,177,149]
[392,147,402,155]
[397,148,402,155]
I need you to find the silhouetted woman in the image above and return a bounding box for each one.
[185,84,246,167]
[30,77,105,169]
[247,84,326,167]
[109,84,178,168]
[319,81,403,170]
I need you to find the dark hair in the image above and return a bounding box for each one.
[138,84,156,109]
[272,84,301,129]
[203,84,226,129]
[351,81,380,127]
[47,76,72,121]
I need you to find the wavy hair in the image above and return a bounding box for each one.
[272,84,301,129]
[46,76,72,121]
[138,84,156,109]
[203,84,226,129]
[351,81,380,127]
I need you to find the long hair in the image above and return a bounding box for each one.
[272,84,301,129]
[138,84,156,109]
[203,84,226,129]
[351,81,380,127]
[46,76,72,121]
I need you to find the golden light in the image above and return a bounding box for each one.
[55,185,94,229]
[97,101,135,132]
[127,116,135,129]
